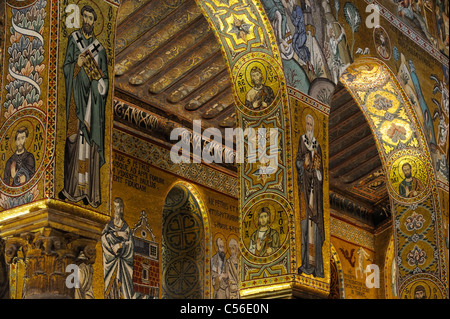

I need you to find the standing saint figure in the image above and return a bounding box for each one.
[249,206,280,256]
[3,126,35,186]
[245,66,275,111]
[101,197,135,299]
[296,114,325,278]
[226,238,240,299]
[211,237,229,299]
[399,162,424,198]
[59,5,109,207]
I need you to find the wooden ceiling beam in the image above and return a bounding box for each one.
[330,83,350,104]
[329,120,371,146]
[332,152,380,178]
[166,54,228,104]
[115,4,204,76]
[329,98,358,124]
[115,0,191,54]
[341,159,384,184]
[330,143,379,172]
[329,133,374,162]
[330,108,366,133]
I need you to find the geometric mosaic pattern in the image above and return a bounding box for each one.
[195,0,298,294]
[330,216,375,250]
[161,185,205,299]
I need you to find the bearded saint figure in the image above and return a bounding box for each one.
[59,5,109,207]
[296,114,325,278]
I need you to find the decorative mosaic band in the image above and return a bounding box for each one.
[194,0,301,292]
[341,57,448,297]
[330,216,375,250]
[112,129,238,198]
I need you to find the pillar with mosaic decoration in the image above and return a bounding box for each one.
[195,0,331,299]
[0,0,121,298]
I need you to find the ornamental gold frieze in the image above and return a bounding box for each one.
[113,99,237,169]
[112,129,238,198]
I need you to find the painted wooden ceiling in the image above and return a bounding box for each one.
[329,83,390,226]
[114,0,236,131]
[113,0,390,227]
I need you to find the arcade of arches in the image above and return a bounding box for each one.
[0,0,448,299]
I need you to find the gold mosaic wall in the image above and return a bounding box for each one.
[87,129,239,299]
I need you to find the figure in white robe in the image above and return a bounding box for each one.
[101,197,135,299]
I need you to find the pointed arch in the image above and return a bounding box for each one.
[339,56,448,298]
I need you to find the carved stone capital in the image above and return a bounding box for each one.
[4,227,98,299]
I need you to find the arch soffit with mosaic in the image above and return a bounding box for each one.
[193,0,302,294]
[339,56,448,298]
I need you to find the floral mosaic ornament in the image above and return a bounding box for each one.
[0,0,49,210]
[3,0,47,120]
[404,211,426,232]
[341,56,448,298]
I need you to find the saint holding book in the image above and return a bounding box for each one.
[59,4,109,207]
